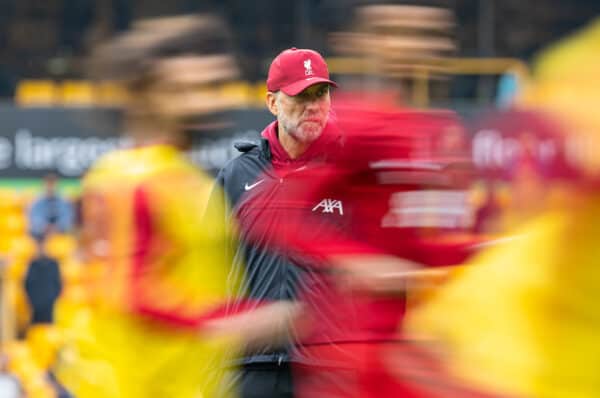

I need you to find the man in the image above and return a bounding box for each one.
[24,239,62,325]
[216,46,481,397]
[28,174,74,243]
[213,47,340,398]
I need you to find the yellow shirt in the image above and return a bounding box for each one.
[57,145,240,398]
[407,196,600,398]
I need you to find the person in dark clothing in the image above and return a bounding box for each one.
[24,240,62,325]
[212,47,339,398]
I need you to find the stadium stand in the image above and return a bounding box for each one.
[0,186,79,397]
[15,80,59,106]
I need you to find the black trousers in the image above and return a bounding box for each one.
[238,362,295,398]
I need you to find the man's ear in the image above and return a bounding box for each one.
[266,91,278,116]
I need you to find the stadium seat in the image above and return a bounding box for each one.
[44,234,76,263]
[58,80,95,106]
[15,80,58,107]
[220,81,252,107]
[252,82,268,107]
[26,324,62,370]
[4,341,57,398]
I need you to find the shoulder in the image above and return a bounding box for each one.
[84,148,134,187]
[28,199,45,214]
[219,139,269,179]
[30,196,45,208]
[215,139,271,206]
[91,148,134,172]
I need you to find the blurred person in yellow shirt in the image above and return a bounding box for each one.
[397,17,600,398]
[54,14,278,398]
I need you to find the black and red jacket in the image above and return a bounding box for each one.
[213,118,347,366]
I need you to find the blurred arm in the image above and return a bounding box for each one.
[202,300,303,352]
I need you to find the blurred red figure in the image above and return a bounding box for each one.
[239,96,485,397]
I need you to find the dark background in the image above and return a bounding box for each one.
[0,0,598,97]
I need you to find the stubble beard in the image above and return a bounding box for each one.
[279,112,326,144]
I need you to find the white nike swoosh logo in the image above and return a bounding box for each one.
[244,179,265,191]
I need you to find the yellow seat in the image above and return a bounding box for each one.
[44,234,76,262]
[252,82,268,107]
[7,236,37,264]
[26,324,63,370]
[220,81,252,107]
[58,80,96,106]
[4,213,27,236]
[15,80,59,106]
[4,335,57,398]
[4,259,33,334]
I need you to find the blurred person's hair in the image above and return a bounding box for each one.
[330,5,455,69]
[87,14,238,90]
[329,4,456,104]
[86,14,241,139]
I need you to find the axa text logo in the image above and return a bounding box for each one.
[312,198,343,215]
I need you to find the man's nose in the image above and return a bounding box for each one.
[304,97,321,110]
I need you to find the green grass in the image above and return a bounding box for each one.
[0,178,81,195]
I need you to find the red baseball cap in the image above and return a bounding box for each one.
[267,47,338,96]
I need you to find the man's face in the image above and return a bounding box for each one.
[272,83,331,144]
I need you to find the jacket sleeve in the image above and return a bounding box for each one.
[208,166,251,307]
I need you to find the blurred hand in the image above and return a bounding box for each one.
[201,301,303,352]
[331,254,423,295]
[331,254,457,297]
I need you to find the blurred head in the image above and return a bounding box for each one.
[89,14,239,142]
[329,4,455,97]
[266,48,336,144]
[138,54,238,120]
[43,173,57,197]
